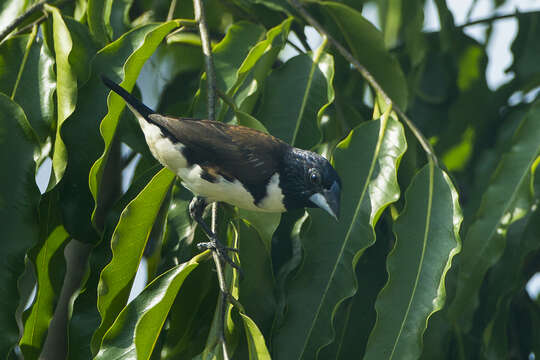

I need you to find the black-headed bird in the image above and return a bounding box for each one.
[102,76,341,268]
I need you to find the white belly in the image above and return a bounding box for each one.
[139,120,286,212]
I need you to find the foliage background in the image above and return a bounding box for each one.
[0,0,539,359]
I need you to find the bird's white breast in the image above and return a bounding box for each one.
[139,120,286,213]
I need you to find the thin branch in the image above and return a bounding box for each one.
[193,0,217,121]
[11,25,38,99]
[0,0,47,44]
[167,0,178,21]
[457,9,539,29]
[193,0,230,358]
[287,0,439,166]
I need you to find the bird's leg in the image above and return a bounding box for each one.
[189,196,241,273]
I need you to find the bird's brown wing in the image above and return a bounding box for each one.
[148,114,287,195]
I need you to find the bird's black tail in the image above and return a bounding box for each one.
[101,75,154,119]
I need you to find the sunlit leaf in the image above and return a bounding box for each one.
[95,252,210,360]
[91,168,175,354]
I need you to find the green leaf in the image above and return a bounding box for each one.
[272,112,407,359]
[95,252,210,360]
[0,33,55,143]
[319,1,408,110]
[89,20,182,227]
[68,164,161,360]
[0,94,40,357]
[19,191,70,360]
[87,0,113,45]
[0,0,29,34]
[193,21,265,118]
[240,313,271,360]
[363,162,462,360]
[91,168,176,354]
[46,6,81,185]
[257,46,334,149]
[237,218,277,338]
[482,208,540,358]
[232,17,292,114]
[448,100,540,330]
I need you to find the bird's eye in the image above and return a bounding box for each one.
[309,169,322,186]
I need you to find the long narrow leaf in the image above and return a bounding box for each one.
[448,100,540,330]
[272,112,406,359]
[95,252,210,360]
[364,162,462,360]
[91,168,175,354]
[0,94,40,357]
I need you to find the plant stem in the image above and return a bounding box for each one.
[193,0,230,358]
[286,0,439,166]
[0,0,48,44]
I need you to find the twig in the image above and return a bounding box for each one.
[193,0,217,121]
[193,0,230,358]
[11,25,38,100]
[0,0,48,44]
[457,9,539,29]
[167,0,178,21]
[287,0,439,166]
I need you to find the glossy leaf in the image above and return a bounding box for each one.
[92,168,176,353]
[95,252,210,360]
[257,47,334,149]
[0,94,40,357]
[319,1,408,110]
[448,100,540,330]
[46,5,81,185]
[68,164,162,360]
[0,34,55,142]
[90,20,181,226]
[193,21,265,118]
[272,112,407,359]
[240,313,271,360]
[364,162,462,360]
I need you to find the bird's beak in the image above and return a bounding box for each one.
[309,181,341,220]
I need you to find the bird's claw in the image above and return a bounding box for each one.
[198,240,243,277]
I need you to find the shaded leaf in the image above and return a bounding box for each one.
[364,162,462,360]
[257,47,334,149]
[319,1,408,110]
[0,94,40,357]
[19,191,70,360]
[448,100,540,330]
[272,112,406,359]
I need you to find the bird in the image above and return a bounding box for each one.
[102,76,341,268]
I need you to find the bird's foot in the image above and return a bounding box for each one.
[197,239,243,277]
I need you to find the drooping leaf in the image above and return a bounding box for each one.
[0,94,40,357]
[272,111,406,360]
[0,33,55,143]
[87,0,113,45]
[95,252,210,360]
[89,20,182,228]
[318,1,408,110]
[363,162,462,360]
[19,191,70,360]
[67,164,162,360]
[448,100,540,330]
[193,21,265,118]
[91,168,175,354]
[257,47,334,149]
[482,208,540,358]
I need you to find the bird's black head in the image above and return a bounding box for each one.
[280,148,341,219]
